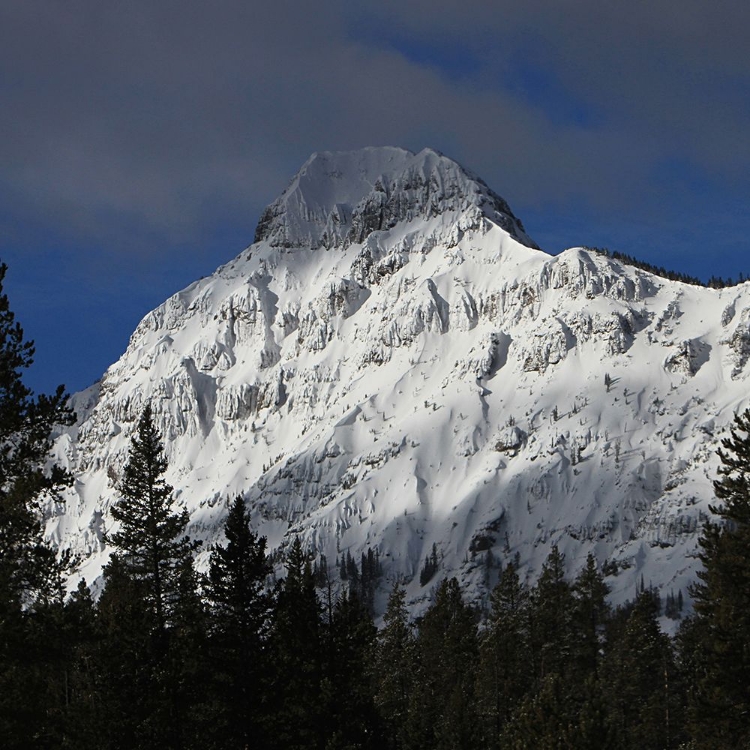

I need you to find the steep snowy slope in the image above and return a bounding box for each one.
[46,146,750,613]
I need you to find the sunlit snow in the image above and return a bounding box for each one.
[45,147,750,616]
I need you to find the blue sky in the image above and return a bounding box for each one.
[2,1,750,395]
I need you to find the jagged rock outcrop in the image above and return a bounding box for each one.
[46,146,750,616]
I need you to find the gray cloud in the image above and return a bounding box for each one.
[1,0,749,259]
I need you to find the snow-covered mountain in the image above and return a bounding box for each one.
[46,146,750,613]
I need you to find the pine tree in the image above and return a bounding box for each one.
[572,553,610,679]
[57,580,101,749]
[268,537,324,750]
[407,577,479,750]
[98,525,206,749]
[686,408,750,747]
[106,404,198,638]
[477,560,531,747]
[604,590,683,749]
[95,555,156,749]
[100,404,202,748]
[0,262,75,610]
[419,543,439,586]
[373,584,415,750]
[0,263,75,748]
[529,545,576,685]
[204,495,272,749]
[322,589,381,749]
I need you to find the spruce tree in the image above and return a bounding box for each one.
[106,404,197,638]
[0,262,75,748]
[57,580,101,749]
[572,553,610,679]
[0,261,75,610]
[686,408,750,747]
[529,545,576,685]
[373,584,414,750]
[167,554,210,748]
[407,577,479,750]
[477,560,531,746]
[95,555,156,749]
[100,404,202,748]
[322,589,381,749]
[204,495,271,749]
[268,537,323,750]
[604,590,683,749]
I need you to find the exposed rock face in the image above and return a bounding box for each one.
[253,147,536,250]
[47,146,750,614]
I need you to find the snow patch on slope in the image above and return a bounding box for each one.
[44,147,750,618]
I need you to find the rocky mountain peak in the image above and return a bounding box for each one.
[253,146,536,250]
[45,146,750,620]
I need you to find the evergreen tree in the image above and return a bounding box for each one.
[97,529,206,749]
[528,545,576,685]
[322,589,381,749]
[106,404,197,639]
[686,408,750,747]
[418,543,439,586]
[268,537,324,750]
[500,672,574,749]
[95,555,157,749]
[572,553,610,679]
[0,263,75,748]
[372,584,415,750]
[204,495,272,749]
[604,590,683,749]
[477,560,531,747]
[57,580,101,749]
[99,404,202,748]
[407,577,479,750]
[161,554,210,748]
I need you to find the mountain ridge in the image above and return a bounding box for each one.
[46,146,750,617]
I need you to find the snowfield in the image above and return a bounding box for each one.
[46,146,750,616]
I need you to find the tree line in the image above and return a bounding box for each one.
[2,261,750,748]
[587,246,746,289]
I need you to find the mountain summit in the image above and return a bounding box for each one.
[49,147,750,614]
[253,147,536,249]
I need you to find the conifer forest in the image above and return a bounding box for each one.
[2,259,750,750]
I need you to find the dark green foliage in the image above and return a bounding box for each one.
[0,321,73,587]
[167,556,210,748]
[106,404,199,638]
[206,496,270,637]
[0,263,75,747]
[98,406,206,748]
[338,547,382,612]
[95,555,160,749]
[268,537,324,750]
[572,553,610,678]
[664,589,683,619]
[587,246,742,287]
[56,580,101,749]
[683,408,750,747]
[604,589,684,749]
[372,584,415,750]
[477,560,531,746]
[407,577,479,750]
[322,589,381,749]
[418,543,439,586]
[0,263,75,608]
[528,545,576,685]
[204,495,271,749]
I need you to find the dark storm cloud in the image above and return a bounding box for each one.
[366,1,750,174]
[0,1,348,238]
[2,0,749,256]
